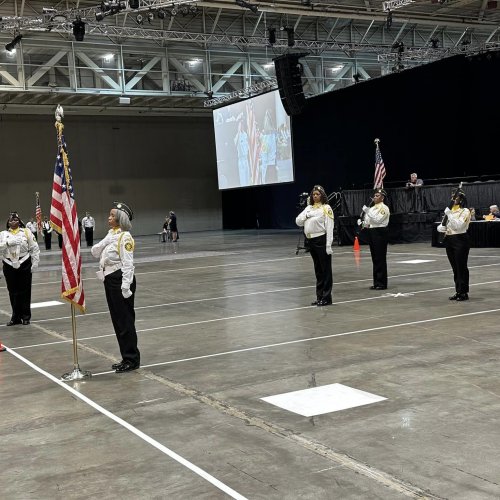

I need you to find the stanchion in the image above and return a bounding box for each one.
[61,304,91,381]
[353,236,360,251]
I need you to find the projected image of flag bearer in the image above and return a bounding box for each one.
[234,120,250,186]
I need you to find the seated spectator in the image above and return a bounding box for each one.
[406,173,424,188]
[483,205,500,221]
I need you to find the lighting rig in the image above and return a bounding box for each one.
[204,79,277,108]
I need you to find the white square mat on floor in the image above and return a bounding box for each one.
[31,300,64,309]
[396,259,435,264]
[261,383,387,417]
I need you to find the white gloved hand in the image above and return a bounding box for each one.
[437,224,446,233]
[121,288,133,299]
[326,246,333,256]
[357,219,363,226]
[7,235,22,246]
[305,207,314,218]
[444,207,451,215]
[31,264,38,273]
[362,205,369,213]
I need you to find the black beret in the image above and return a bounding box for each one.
[113,202,133,221]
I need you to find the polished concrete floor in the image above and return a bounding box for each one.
[1,230,500,499]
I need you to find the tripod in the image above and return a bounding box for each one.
[296,230,310,255]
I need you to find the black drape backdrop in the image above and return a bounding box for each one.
[222,52,500,229]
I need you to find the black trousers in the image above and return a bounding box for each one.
[104,270,140,365]
[307,234,333,301]
[3,258,33,322]
[367,227,388,288]
[445,233,470,294]
[84,227,94,247]
[43,231,52,250]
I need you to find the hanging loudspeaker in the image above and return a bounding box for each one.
[273,52,308,116]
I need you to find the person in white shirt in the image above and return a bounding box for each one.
[91,202,140,373]
[81,212,96,247]
[437,189,471,301]
[26,218,38,241]
[42,217,52,250]
[360,189,390,290]
[0,212,40,325]
[296,185,334,306]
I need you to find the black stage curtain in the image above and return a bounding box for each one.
[222,53,500,230]
[431,221,500,248]
[338,213,437,246]
[341,181,500,218]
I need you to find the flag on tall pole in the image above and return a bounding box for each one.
[50,105,85,312]
[373,138,386,189]
[35,192,43,234]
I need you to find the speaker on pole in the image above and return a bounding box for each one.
[273,52,308,116]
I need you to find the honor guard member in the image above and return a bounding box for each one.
[26,219,38,241]
[360,189,390,290]
[91,202,140,373]
[437,189,471,301]
[296,185,334,306]
[42,216,52,250]
[0,212,40,325]
[81,212,96,247]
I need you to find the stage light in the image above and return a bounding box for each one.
[147,11,154,23]
[430,38,439,48]
[157,9,166,19]
[5,34,23,52]
[268,27,276,45]
[129,0,140,7]
[180,5,189,16]
[392,41,404,53]
[72,16,85,41]
[170,6,178,16]
[353,73,361,83]
[136,13,143,24]
[189,5,198,14]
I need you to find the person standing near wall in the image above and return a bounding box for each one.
[91,202,140,373]
[360,189,390,290]
[0,212,40,325]
[168,211,178,242]
[295,185,334,306]
[82,212,96,247]
[42,216,52,250]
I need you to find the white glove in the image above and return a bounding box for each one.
[31,264,38,273]
[444,207,451,215]
[357,219,363,226]
[437,224,446,233]
[362,205,369,213]
[121,288,133,299]
[305,207,313,218]
[326,246,333,256]
[7,235,22,246]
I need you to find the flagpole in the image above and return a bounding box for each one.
[50,105,91,382]
[61,305,91,381]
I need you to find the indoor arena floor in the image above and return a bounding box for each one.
[1,230,499,500]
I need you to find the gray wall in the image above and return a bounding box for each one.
[0,113,221,237]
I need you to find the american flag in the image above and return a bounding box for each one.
[35,192,43,234]
[246,101,260,185]
[50,121,85,312]
[373,140,386,189]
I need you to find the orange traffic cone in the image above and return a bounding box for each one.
[0,339,5,352]
[353,236,360,251]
